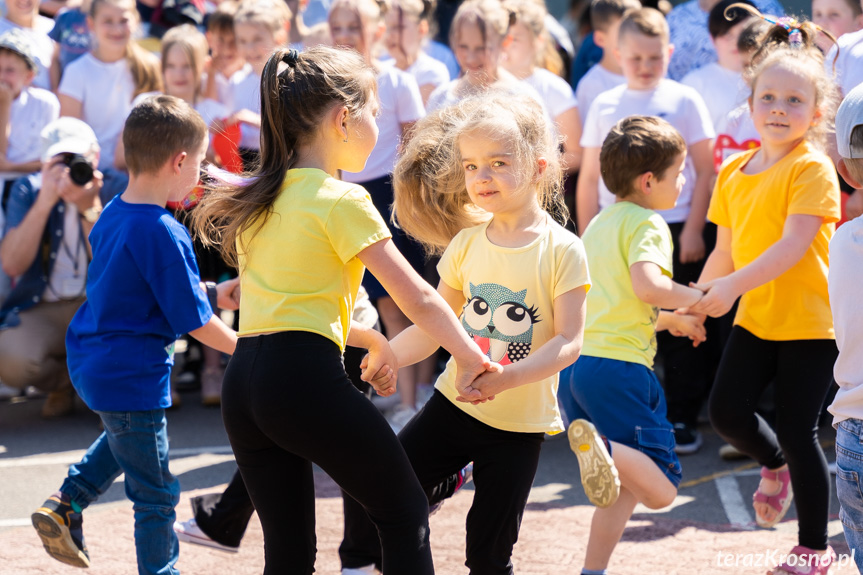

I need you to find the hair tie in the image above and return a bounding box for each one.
[761,15,804,46]
[282,49,299,67]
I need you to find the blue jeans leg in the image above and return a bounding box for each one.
[61,432,124,508]
[835,418,863,572]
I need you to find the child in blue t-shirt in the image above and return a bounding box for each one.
[30,95,238,574]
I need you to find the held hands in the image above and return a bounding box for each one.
[452,348,494,404]
[688,276,739,318]
[216,277,241,311]
[669,310,707,347]
[359,340,399,398]
[457,362,507,403]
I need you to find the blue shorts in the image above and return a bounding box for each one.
[559,355,682,487]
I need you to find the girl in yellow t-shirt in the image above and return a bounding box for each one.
[344,92,591,572]
[190,46,490,574]
[691,10,841,573]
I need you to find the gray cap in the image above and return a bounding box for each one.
[836,83,863,160]
[0,28,38,71]
[40,117,99,163]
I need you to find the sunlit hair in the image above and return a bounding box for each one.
[726,3,840,149]
[590,0,640,32]
[160,25,209,99]
[845,126,863,183]
[617,7,669,43]
[234,0,292,33]
[450,0,513,50]
[90,0,162,97]
[191,46,377,268]
[503,0,564,76]
[393,92,566,255]
[123,95,208,176]
[330,0,388,26]
[600,116,686,199]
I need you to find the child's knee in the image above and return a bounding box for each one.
[642,481,677,509]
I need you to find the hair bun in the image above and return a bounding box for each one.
[282,49,299,67]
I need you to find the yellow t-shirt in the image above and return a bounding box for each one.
[435,217,591,434]
[708,141,840,341]
[237,169,391,349]
[580,201,674,368]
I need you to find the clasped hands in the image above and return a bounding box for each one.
[672,275,740,346]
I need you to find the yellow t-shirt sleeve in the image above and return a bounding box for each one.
[787,158,841,223]
[708,154,738,228]
[553,236,591,299]
[325,187,392,264]
[628,217,674,277]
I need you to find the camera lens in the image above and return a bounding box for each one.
[64,154,94,186]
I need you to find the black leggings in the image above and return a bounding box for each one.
[343,391,545,575]
[221,331,434,575]
[708,326,837,549]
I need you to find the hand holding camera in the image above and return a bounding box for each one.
[39,153,103,217]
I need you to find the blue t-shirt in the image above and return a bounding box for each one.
[66,196,212,411]
[48,8,92,71]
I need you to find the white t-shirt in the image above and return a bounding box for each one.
[524,67,577,120]
[59,53,135,171]
[7,87,59,164]
[681,62,746,131]
[827,29,863,96]
[714,103,760,173]
[226,64,260,150]
[202,70,233,106]
[342,66,424,183]
[406,53,450,92]
[575,64,625,125]
[581,79,715,223]
[42,200,88,302]
[828,217,863,425]
[0,17,54,91]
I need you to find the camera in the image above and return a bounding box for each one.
[61,153,94,186]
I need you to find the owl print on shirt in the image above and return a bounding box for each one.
[461,282,541,365]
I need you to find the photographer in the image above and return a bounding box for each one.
[0,117,126,417]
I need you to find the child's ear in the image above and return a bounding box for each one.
[331,105,350,140]
[25,68,35,84]
[838,159,863,189]
[418,19,429,36]
[173,150,189,173]
[534,157,548,180]
[811,107,822,125]
[594,29,607,49]
[501,33,513,50]
[667,43,675,59]
[639,171,653,195]
[86,15,95,32]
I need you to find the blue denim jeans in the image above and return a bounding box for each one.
[835,417,863,572]
[60,409,180,575]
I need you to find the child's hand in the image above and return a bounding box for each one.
[360,340,399,397]
[457,363,507,403]
[669,312,707,347]
[453,349,493,403]
[679,224,706,264]
[227,109,261,127]
[216,277,241,311]
[689,277,738,318]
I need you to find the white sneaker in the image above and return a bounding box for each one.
[387,404,418,433]
[342,565,381,575]
[173,518,239,553]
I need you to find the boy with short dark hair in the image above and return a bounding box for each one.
[559,115,705,575]
[828,83,863,572]
[574,0,640,125]
[30,95,238,574]
[204,1,244,104]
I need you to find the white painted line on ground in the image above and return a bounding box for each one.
[0,518,32,528]
[0,445,235,468]
[715,475,755,529]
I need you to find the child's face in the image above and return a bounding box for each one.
[503,22,538,71]
[712,19,749,72]
[812,0,863,46]
[454,21,503,85]
[594,18,622,54]
[459,130,538,217]
[89,2,135,52]
[646,152,686,211]
[343,94,380,172]
[234,22,282,73]
[329,6,380,57]
[383,9,425,63]
[750,63,819,148]
[163,45,197,99]
[0,51,34,97]
[171,136,208,203]
[207,29,240,70]
[5,0,39,21]
[615,30,671,91]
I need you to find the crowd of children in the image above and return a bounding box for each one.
[0,0,863,572]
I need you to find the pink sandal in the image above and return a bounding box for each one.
[753,466,793,528]
[770,545,835,574]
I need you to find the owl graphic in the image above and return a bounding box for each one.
[461,282,541,365]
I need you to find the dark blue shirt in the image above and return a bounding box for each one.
[66,195,212,411]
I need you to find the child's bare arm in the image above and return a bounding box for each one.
[466,285,587,400]
[630,261,703,309]
[58,94,83,119]
[189,315,237,355]
[679,138,713,263]
[388,280,466,367]
[576,147,601,235]
[691,214,823,317]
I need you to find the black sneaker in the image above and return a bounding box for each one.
[672,423,703,455]
[31,493,90,568]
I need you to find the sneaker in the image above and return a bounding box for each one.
[429,462,474,516]
[718,443,750,461]
[31,493,90,568]
[342,565,382,575]
[672,423,703,455]
[40,387,75,419]
[200,367,223,407]
[568,419,620,508]
[387,404,418,433]
[174,518,239,553]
